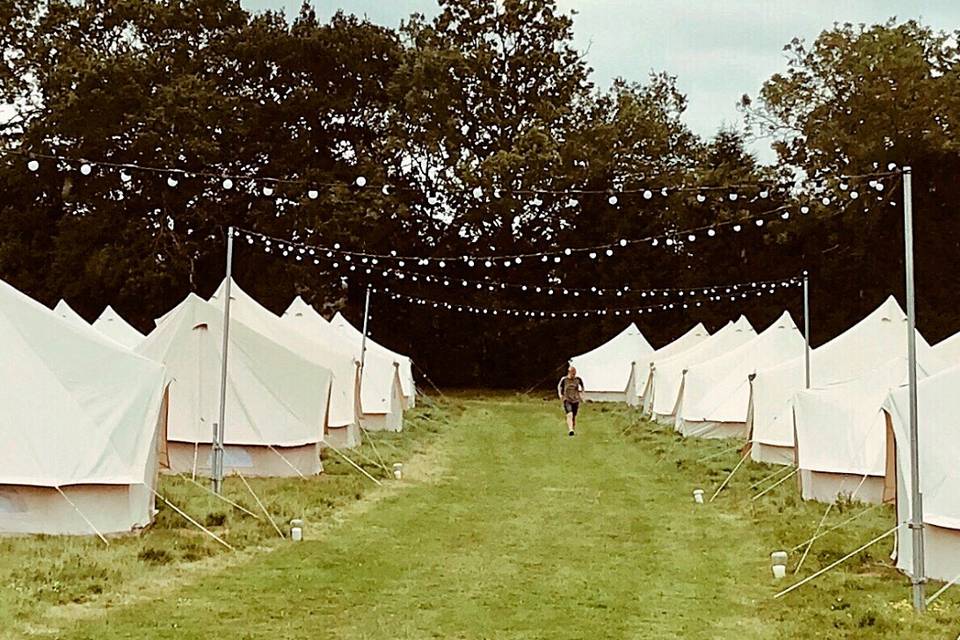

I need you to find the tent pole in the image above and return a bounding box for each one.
[360,284,372,372]
[214,226,235,495]
[803,271,810,389]
[902,166,926,612]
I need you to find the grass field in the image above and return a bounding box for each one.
[3,393,959,639]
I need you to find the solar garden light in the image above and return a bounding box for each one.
[693,489,704,504]
[290,519,304,542]
[393,463,404,480]
[771,551,788,579]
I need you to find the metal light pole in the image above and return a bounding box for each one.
[213,226,235,495]
[902,167,926,611]
[360,285,372,372]
[803,271,811,389]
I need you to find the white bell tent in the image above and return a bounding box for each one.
[285,298,405,432]
[794,354,943,505]
[636,323,710,405]
[209,279,361,448]
[138,294,333,477]
[0,279,169,536]
[748,296,937,466]
[933,330,960,364]
[884,364,960,583]
[675,311,803,439]
[330,310,417,409]
[569,323,654,404]
[53,299,90,329]
[93,305,146,349]
[646,316,756,423]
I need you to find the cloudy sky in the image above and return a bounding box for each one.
[242,1,960,163]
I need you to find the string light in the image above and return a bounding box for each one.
[365,278,802,320]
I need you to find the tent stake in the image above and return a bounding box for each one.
[902,166,926,612]
[178,473,260,519]
[789,503,880,553]
[747,464,796,491]
[237,472,284,539]
[795,503,833,574]
[710,449,751,502]
[324,441,383,486]
[151,489,234,550]
[55,486,109,545]
[751,467,798,501]
[774,524,901,599]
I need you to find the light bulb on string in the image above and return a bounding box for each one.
[780,211,789,219]
[643,190,653,200]
[472,186,483,199]
[874,182,884,192]
[821,196,831,206]
[755,219,764,226]
[589,252,597,260]
[619,239,627,247]
[850,191,859,199]
[707,228,716,237]
[307,189,319,200]
[729,192,738,201]
[564,248,572,256]
[608,195,618,205]
[800,205,810,214]
[696,193,706,203]
[687,234,696,242]
[355,176,367,187]
[660,187,668,197]
[222,178,234,190]
[381,185,392,196]
[605,249,613,256]
[759,189,769,198]
[167,176,179,187]
[263,185,274,196]
[840,183,849,191]
[27,159,39,172]
[733,224,742,232]
[79,163,92,176]
[651,238,659,246]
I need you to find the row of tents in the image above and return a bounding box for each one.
[0,277,415,536]
[571,297,960,582]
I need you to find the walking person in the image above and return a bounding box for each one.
[557,365,584,436]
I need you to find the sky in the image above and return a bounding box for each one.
[241,1,960,163]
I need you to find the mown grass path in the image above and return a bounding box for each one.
[53,396,958,639]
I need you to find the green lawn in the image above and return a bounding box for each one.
[5,394,960,639]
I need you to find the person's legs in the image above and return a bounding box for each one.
[571,402,578,433]
[563,401,575,435]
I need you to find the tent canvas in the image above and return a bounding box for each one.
[53,299,89,330]
[93,305,146,349]
[794,354,942,505]
[570,323,654,404]
[285,298,404,432]
[647,316,756,423]
[748,296,938,465]
[0,279,168,535]
[884,364,960,582]
[933,330,960,364]
[209,279,361,448]
[676,311,803,439]
[138,294,333,477]
[330,311,416,409]
[636,322,710,402]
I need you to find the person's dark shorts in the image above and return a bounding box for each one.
[563,401,580,416]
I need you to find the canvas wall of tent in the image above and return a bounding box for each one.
[330,310,417,410]
[0,279,169,536]
[747,296,939,466]
[569,323,654,404]
[674,311,803,439]
[635,323,710,406]
[884,364,960,583]
[793,353,944,506]
[208,279,362,449]
[139,293,334,478]
[283,297,405,432]
[645,316,756,423]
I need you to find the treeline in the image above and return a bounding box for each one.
[0,1,958,386]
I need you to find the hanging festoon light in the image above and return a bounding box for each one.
[608,194,618,205]
[222,177,234,190]
[759,189,769,199]
[120,171,132,183]
[728,192,738,201]
[308,189,319,200]
[167,175,179,188]
[263,184,274,196]
[696,193,706,203]
[79,162,93,176]
[27,158,40,172]
[472,186,483,199]
[356,175,367,188]
[643,189,653,200]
